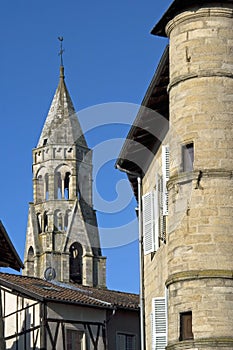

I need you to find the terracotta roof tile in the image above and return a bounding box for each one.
[0,273,139,311]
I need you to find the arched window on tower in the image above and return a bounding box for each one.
[27,246,34,276]
[54,165,72,200]
[64,209,72,231]
[37,175,43,202]
[69,242,83,284]
[36,167,48,203]
[64,172,71,199]
[54,172,62,199]
[37,213,42,233]
[45,173,49,200]
[54,210,63,231]
[43,211,48,232]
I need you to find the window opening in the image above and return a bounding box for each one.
[66,330,83,350]
[37,213,42,233]
[54,210,63,231]
[64,210,71,231]
[64,172,71,199]
[55,172,62,199]
[43,212,48,232]
[27,247,34,276]
[69,242,83,284]
[45,173,49,200]
[58,213,62,231]
[180,311,193,341]
[182,143,194,172]
[37,175,43,202]
[117,333,136,350]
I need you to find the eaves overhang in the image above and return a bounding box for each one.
[116,46,169,198]
[0,273,139,312]
[152,0,233,37]
[0,221,24,272]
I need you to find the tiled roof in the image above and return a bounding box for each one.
[0,273,139,311]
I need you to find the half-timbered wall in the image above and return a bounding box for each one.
[2,288,41,349]
[47,303,107,350]
[1,288,107,350]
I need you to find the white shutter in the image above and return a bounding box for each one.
[151,312,156,350]
[142,189,159,255]
[154,179,159,252]
[162,145,170,216]
[152,298,167,350]
[158,176,164,241]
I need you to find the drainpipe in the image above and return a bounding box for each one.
[0,291,6,350]
[115,165,145,350]
[137,176,145,350]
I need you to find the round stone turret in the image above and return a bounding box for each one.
[154,1,233,348]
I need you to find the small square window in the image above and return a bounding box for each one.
[180,311,193,341]
[117,333,136,350]
[182,143,194,172]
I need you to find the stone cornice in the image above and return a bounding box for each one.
[166,337,233,349]
[166,270,233,287]
[167,169,233,190]
[168,70,233,92]
[166,7,233,37]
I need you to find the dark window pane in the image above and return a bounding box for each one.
[180,311,193,341]
[67,330,82,350]
[117,333,136,350]
[182,143,194,172]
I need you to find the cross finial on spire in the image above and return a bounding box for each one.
[58,36,64,67]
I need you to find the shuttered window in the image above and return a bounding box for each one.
[152,298,167,350]
[158,175,166,244]
[142,189,159,255]
[162,145,169,216]
[142,146,169,254]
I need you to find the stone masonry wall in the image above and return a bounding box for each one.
[166,4,233,348]
[142,141,169,350]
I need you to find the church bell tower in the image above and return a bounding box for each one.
[23,58,106,288]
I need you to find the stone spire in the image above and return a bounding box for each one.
[37,65,87,148]
[23,62,106,288]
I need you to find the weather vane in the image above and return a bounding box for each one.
[58,36,64,66]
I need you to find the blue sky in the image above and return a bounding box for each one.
[0,0,171,293]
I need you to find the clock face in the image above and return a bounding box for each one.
[44,267,56,281]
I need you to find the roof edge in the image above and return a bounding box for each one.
[151,0,233,37]
[0,273,139,311]
[0,221,24,271]
[115,45,169,172]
